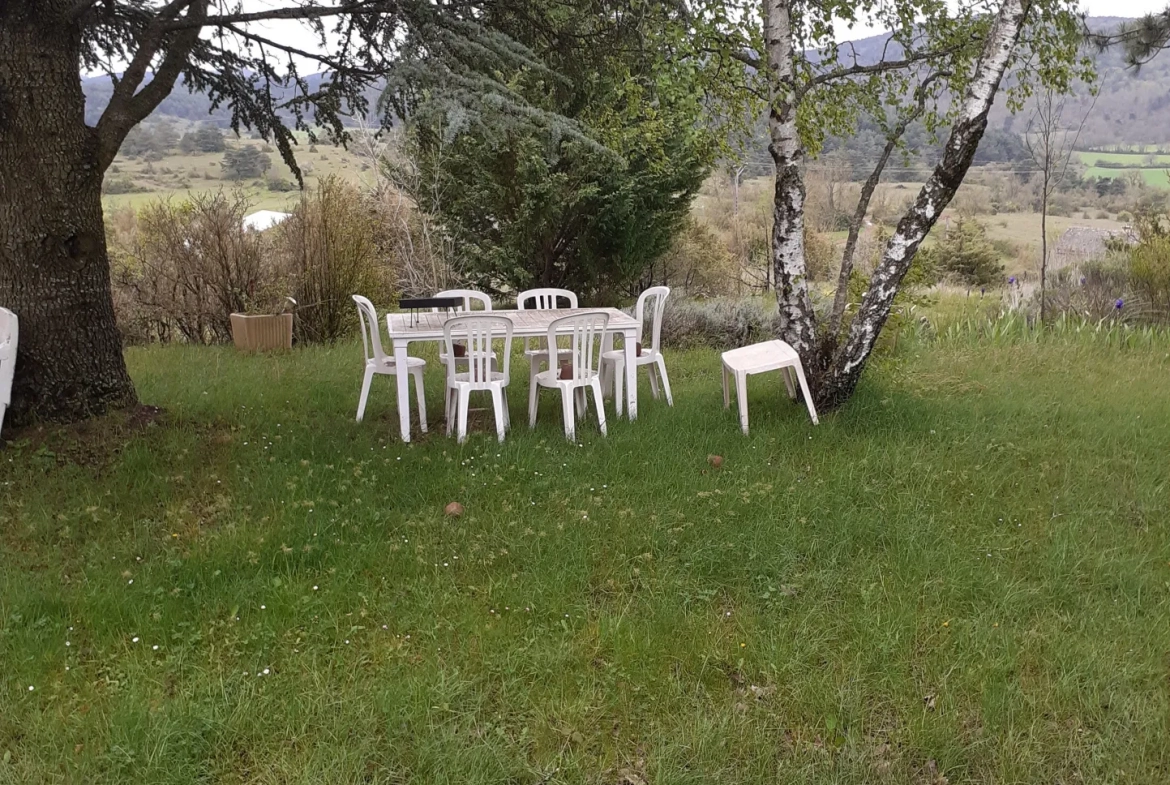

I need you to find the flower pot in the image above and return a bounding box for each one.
[230,313,293,351]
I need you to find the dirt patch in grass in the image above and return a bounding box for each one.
[1,404,165,471]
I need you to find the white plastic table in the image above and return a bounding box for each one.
[386,307,640,442]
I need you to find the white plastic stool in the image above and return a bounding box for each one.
[721,340,818,434]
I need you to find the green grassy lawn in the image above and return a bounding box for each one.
[3,335,1170,783]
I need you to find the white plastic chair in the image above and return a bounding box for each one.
[433,289,496,420]
[443,315,513,443]
[721,339,818,434]
[432,289,493,314]
[528,311,608,441]
[601,286,672,415]
[517,288,578,389]
[0,308,17,438]
[352,295,427,429]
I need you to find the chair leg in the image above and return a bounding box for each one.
[356,366,375,422]
[781,366,797,400]
[735,371,750,435]
[722,364,730,410]
[445,387,456,437]
[575,387,586,421]
[647,360,660,399]
[560,387,576,441]
[501,388,511,430]
[412,368,427,433]
[528,378,539,428]
[457,386,471,443]
[613,360,624,417]
[491,387,507,443]
[791,363,820,425]
[591,379,607,437]
[656,356,673,406]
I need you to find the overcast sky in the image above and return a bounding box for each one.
[90,0,1170,79]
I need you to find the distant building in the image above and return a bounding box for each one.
[242,210,291,232]
[1051,226,1137,271]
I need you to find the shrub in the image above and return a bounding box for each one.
[658,298,779,350]
[640,217,736,297]
[921,218,1004,287]
[266,177,296,192]
[102,177,148,194]
[110,193,282,344]
[274,177,396,343]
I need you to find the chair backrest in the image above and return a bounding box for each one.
[433,289,492,313]
[0,307,17,410]
[635,286,670,351]
[518,289,578,353]
[351,295,387,364]
[547,311,609,382]
[444,315,513,386]
[517,288,578,311]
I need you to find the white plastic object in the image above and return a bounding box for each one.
[600,286,672,415]
[0,308,17,438]
[720,339,818,434]
[351,295,427,429]
[431,289,493,313]
[528,311,609,441]
[443,315,513,443]
[516,288,579,390]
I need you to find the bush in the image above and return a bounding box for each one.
[921,218,1004,287]
[110,193,282,344]
[640,217,736,297]
[658,298,779,350]
[274,177,396,343]
[266,177,296,192]
[102,177,148,194]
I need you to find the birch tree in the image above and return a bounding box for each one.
[694,0,1089,410]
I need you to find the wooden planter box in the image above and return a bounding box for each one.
[230,313,293,351]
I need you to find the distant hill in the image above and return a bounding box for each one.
[83,17,1170,148]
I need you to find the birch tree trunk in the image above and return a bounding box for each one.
[819,0,1032,409]
[765,0,818,361]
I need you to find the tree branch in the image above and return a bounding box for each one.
[804,41,968,93]
[163,1,383,31]
[827,72,946,338]
[95,0,208,170]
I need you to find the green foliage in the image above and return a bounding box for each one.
[101,176,148,195]
[222,146,272,181]
[922,218,1005,287]
[1126,211,1170,316]
[179,125,227,154]
[396,3,714,299]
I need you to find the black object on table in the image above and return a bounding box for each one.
[397,296,463,326]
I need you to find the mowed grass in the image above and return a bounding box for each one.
[2,335,1170,783]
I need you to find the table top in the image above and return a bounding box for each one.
[386,307,639,341]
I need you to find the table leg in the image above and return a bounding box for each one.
[623,327,637,420]
[393,337,412,442]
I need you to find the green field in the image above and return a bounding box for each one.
[1076,150,1170,189]
[3,326,1170,783]
[101,142,375,214]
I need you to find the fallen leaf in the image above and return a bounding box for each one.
[444,502,464,517]
[707,454,724,469]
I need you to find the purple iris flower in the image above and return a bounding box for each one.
[1080,276,1086,285]
[1115,298,1124,310]
[1008,276,1016,285]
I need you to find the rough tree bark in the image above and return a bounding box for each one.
[0,2,137,423]
[0,0,205,425]
[821,0,1033,408]
[764,0,818,360]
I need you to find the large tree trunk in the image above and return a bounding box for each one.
[765,0,818,361]
[819,0,1032,409]
[0,3,138,424]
